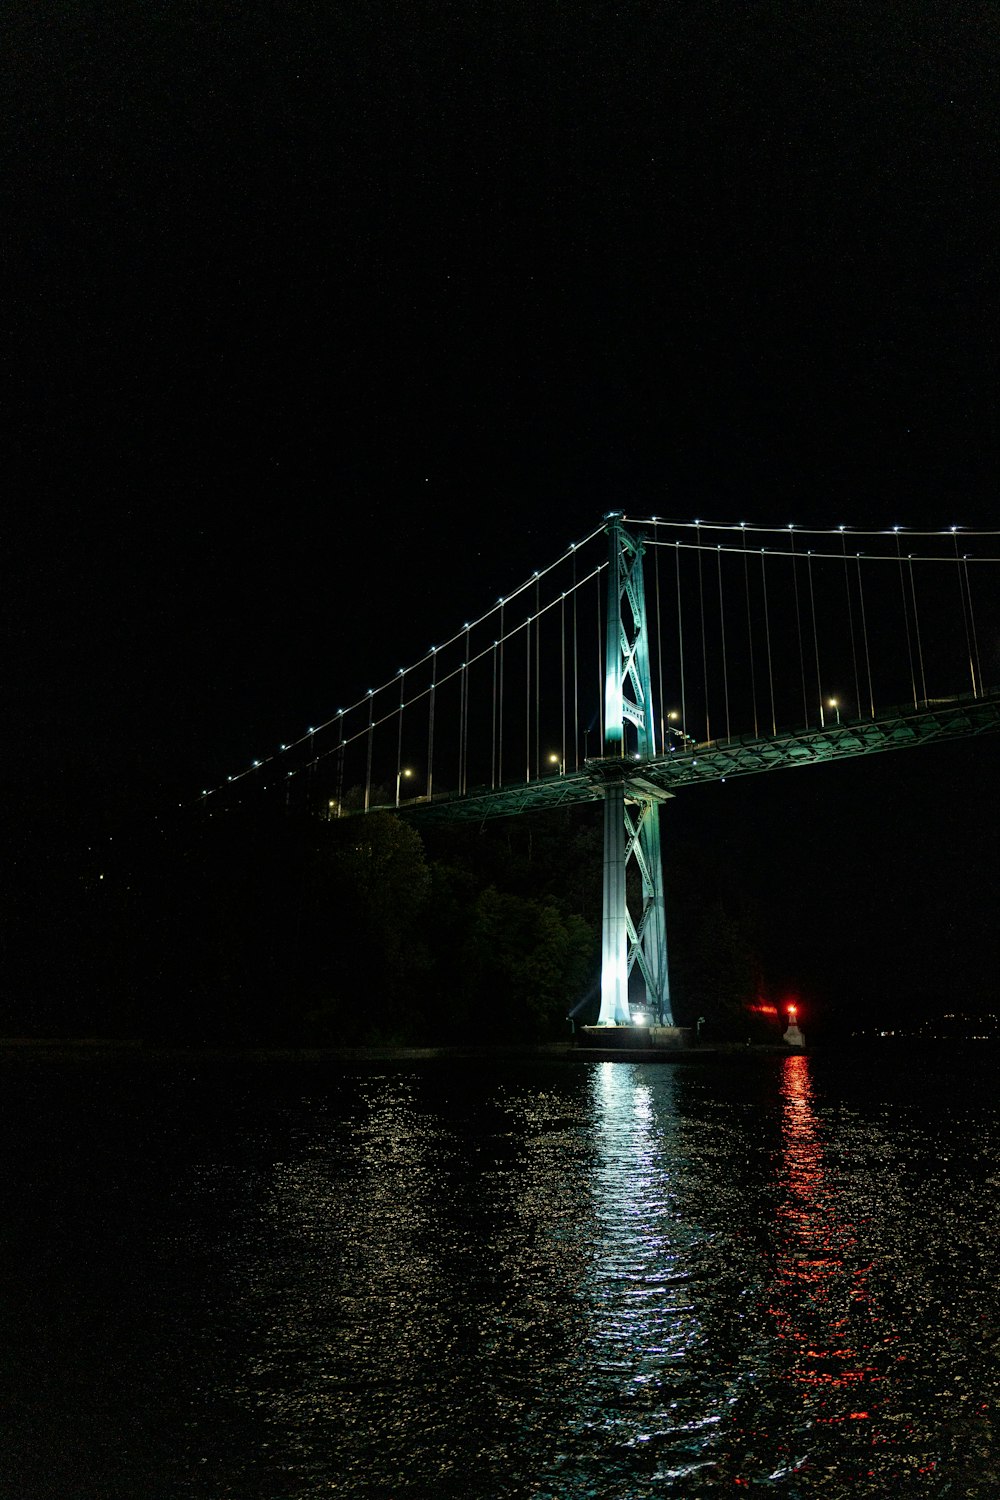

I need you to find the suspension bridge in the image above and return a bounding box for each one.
[202,515,1000,1031]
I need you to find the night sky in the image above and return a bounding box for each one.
[6,4,999,1021]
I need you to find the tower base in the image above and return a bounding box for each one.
[577,1025,693,1051]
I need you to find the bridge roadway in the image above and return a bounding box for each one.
[395,686,1000,822]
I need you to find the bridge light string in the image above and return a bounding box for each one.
[195,524,605,805]
[631,517,1000,537]
[198,518,995,810]
[654,526,983,753]
[222,560,610,805]
[320,522,977,792]
[643,538,1000,563]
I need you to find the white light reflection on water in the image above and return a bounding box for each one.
[190,1055,1000,1499]
[544,1061,724,1494]
[8,1052,1000,1497]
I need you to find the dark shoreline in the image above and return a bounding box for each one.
[0,1035,787,1058]
[4,1035,994,1064]
[0,1035,798,1064]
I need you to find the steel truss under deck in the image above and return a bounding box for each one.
[405,688,1000,823]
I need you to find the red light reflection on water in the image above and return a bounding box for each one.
[769,1055,881,1416]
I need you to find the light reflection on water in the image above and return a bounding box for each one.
[5,1050,1000,1497]
[195,1056,1000,1496]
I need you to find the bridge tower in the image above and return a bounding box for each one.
[595,513,674,1026]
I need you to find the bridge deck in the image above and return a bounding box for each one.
[396,688,1000,822]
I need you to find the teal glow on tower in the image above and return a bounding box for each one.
[596,513,673,1026]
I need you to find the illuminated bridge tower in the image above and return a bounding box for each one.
[595,512,674,1026]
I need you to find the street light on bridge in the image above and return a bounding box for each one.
[548,752,564,775]
[396,767,414,807]
[664,710,691,748]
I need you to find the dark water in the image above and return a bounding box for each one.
[3,1048,1000,1498]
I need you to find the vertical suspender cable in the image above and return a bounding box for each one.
[498,603,505,785]
[895,532,918,708]
[717,544,731,741]
[907,557,927,705]
[458,639,465,794]
[573,552,579,768]
[364,690,374,813]
[427,649,437,801]
[841,531,862,719]
[954,534,979,697]
[654,538,665,753]
[964,553,983,697]
[760,550,776,738]
[742,526,759,737]
[525,613,531,782]
[807,550,824,726]
[491,639,498,789]
[336,712,345,818]
[461,623,470,794]
[535,577,541,781]
[598,568,605,755]
[561,591,567,774]
[696,525,710,742]
[856,555,876,717]
[395,670,405,806]
[675,541,687,742]
[789,529,808,728]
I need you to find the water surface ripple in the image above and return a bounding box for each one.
[3,1049,1000,1497]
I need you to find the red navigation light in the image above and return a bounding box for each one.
[787,1003,798,1021]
